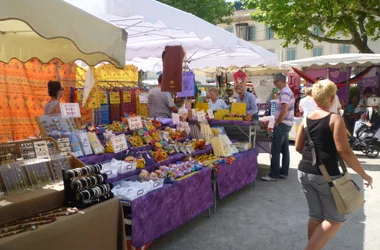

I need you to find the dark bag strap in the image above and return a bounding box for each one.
[302,117,347,184]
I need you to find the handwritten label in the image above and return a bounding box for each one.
[128,117,143,130]
[172,113,180,125]
[207,109,214,119]
[139,93,148,104]
[110,92,120,104]
[123,91,131,103]
[197,111,206,122]
[60,103,81,118]
[111,134,128,153]
[77,89,84,101]
[99,92,108,104]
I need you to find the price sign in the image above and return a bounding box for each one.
[197,111,206,122]
[60,103,81,118]
[111,134,128,153]
[123,91,131,103]
[207,109,214,119]
[110,92,120,104]
[77,89,84,101]
[99,92,108,104]
[139,93,148,104]
[172,113,180,125]
[128,117,143,130]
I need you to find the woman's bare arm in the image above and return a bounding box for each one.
[295,122,305,154]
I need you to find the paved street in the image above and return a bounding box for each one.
[150,146,379,250]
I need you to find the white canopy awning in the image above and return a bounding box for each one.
[194,66,288,77]
[281,53,380,69]
[125,41,278,72]
[65,0,278,70]
[0,0,127,68]
[65,0,240,56]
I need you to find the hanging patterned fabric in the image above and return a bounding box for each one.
[136,90,149,116]
[121,88,137,116]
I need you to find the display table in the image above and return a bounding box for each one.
[0,198,126,250]
[213,149,258,211]
[208,120,258,147]
[124,167,213,248]
[78,145,213,183]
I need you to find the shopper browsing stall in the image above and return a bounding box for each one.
[299,87,317,118]
[208,88,228,111]
[356,87,375,113]
[234,84,258,116]
[261,73,294,181]
[44,81,64,116]
[148,74,178,118]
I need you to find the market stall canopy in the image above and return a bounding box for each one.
[281,53,380,69]
[64,0,271,61]
[125,41,278,72]
[194,66,287,77]
[0,0,127,68]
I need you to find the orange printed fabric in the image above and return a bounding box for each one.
[0,59,76,142]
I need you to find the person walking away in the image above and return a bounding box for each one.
[299,87,317,118]
[261,73,295,181]
[234,84,258,117]
[208,88,228,111]
[148,74,178,118]
[295,79,373,250]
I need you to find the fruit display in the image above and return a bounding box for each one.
[214,110,252,121]
[165,127,187,140]
[128,134,145,148]
[151,119,162,129]
[151,149,169,162]
[139,160,203,180]
[105,141,114,153]
[108,121,125,133]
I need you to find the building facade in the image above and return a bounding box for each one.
[217,10,380,62]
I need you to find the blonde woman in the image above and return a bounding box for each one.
[295,80,373,250]
[208,88,228,111]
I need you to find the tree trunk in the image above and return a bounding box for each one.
[352,39,374,53]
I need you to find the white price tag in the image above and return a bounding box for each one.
[172,113,180,125]
[128,117,143,130]
[139,93,148,104]
[111,134,128,153]
[197,111,206,122]
[207,109,214,119]
[60,103,81,118]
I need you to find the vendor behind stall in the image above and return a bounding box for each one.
[356,87,375,113]
[208,88,228,111]
[234,84,258,116]
[148,74,178,118]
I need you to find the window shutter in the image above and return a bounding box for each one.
[266,25,270,40]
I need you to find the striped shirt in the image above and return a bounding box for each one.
[275,86,294,126]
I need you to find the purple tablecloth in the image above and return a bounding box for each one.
[209,119,258,126]
[217,149,258,199]
[130,167,213,247]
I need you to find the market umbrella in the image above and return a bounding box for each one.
[194,66,288,77]
[0,0,127,68]
[281,53,380,69]
[65,0,273,60]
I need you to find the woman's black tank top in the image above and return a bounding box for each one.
[298,114,340,176]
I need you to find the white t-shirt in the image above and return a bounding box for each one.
[299,96,317,118]
[329,95,341,113]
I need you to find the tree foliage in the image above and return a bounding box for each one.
[158,0,235,24]
[244,0,380,53]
